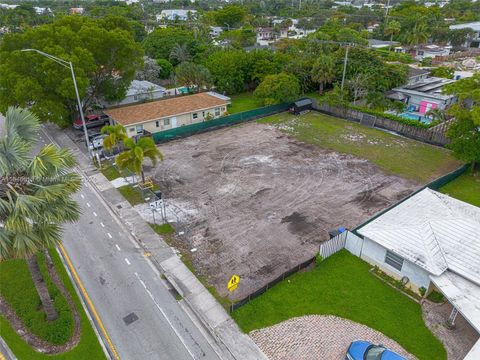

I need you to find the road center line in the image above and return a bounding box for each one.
[107,233,112,239]
[93,212,97,217]
[80,194,85,199]
[86,202,91,207]
[115,244,121,251]
[100,222,105,228]
[124,258,131,265]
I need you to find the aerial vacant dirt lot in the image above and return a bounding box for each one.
[151,122,418,299]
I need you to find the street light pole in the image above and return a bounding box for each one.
[341,45,350,91]
[21,49,91,154]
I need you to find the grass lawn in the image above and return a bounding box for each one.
[117,185,145,206]
[259,112,461,183]
[0,249,105,359]
[228,92,262,114]
[232,250,446,360]
[100,165,120,181]
[439,169,480,207]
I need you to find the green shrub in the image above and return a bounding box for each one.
[419,286,427,297]
[349,105,431,129]
[315,253,323,266]
[427,290,445,303]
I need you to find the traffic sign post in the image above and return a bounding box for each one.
[227,275,240,312]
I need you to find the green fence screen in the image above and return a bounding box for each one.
[152,102,291,143]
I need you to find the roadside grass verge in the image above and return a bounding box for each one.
[0,249,106,359]
[259,112,461,183]
[148,223,230,309]
[228,92,262,114]
[118,185,145,206]
[232,250,446,360]
[100,165,120,181]
[439,169,480,207]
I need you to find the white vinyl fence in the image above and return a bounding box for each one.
[319,231,347,259]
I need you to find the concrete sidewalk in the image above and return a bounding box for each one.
[44,124,267,360]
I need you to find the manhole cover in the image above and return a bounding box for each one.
[123,312,139,326]
[117,204,122,209]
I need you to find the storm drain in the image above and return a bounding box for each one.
[123,312,139,326]
[117,204,122,209]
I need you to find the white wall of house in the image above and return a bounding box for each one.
[359,237,432,290]
[345,231,432,291]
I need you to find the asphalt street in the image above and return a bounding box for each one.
[37,130,221,360]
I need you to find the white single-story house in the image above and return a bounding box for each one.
[156,9,197,22]
[344,188,480,359]
[104,92,230,138]
[102,80,166,107]
[449,21,480,48]
[413,44,451,61]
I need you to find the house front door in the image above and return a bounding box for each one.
[171,117,177,128]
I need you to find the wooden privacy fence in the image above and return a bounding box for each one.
[313,102,450,146]
[319,232,347,260]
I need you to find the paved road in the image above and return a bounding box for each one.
[38,130,220,360]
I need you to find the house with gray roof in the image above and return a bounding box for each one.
[345,188,480,359]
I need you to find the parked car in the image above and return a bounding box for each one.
[346,341,406,360]
[88,134,107,151]
[73,114,110,129]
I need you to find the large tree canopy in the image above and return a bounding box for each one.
[0,15,143,126]
[142,27,196,61]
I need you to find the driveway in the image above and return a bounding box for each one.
[249,315,415,360]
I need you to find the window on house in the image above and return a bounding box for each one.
[192,113,198,119]
[136,125,143,134]
[164,118,170,126]
[202,111,205,117]
[129,127,135,132]
[156,121,160,128]
[133,95,138,100]
[385,250,404,271]
[215,108,220,116]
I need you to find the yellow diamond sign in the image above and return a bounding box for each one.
[227,274,240,292]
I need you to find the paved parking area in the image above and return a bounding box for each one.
[249,315,415,360]
[151,122,418,299]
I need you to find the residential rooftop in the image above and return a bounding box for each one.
[105,92,229,126]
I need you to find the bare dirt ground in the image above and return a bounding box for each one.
[149,122,418,299]
[422,300,479,360]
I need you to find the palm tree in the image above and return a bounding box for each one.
[311,55,336,94]
[384,20,401,50]
[101,124,126,153]
[405,21,429,47]
[115,137,163,184]
[169,43,191,64]
[0,107,81,321]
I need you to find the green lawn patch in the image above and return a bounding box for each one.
[228,92,262,114]
[439,169,480,207]
[100,165,120,181]
[259,112,461,183]
[117,185,145,206]
[149,223,175,235]
[232,250,446,360]
[0,249,105,359]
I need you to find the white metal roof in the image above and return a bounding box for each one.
[430,271,480,332]
[126,80,166,97]
[358,188,480,284]
[450,21,480,32]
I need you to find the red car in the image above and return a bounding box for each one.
[73,114,110,130]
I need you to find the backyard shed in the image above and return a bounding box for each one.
[292,98,313,115]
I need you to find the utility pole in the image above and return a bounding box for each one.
[22,49,91,155]
[341,45,350,91]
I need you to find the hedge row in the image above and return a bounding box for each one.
[348,105,432,129]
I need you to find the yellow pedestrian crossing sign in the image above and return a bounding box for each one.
[227,275,240,292]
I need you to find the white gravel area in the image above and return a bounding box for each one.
[250,315,416,360]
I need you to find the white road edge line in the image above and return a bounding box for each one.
[115,244,121,251]
[134,272,195,359]
[124,258,130,265]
